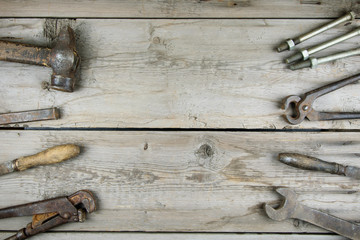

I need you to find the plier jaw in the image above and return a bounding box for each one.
[282,73,360,125]
[0,190,96,240]
[282,95,313,125]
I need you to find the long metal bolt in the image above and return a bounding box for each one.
[286,27,360,64]
[290,47,360,70]
[277,11,356,52]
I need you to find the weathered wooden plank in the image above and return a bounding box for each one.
[0,131,359,233]
[1,18,360,129]
[0,232,346,240]
[0,0,357,18]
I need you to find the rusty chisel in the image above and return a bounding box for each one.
[0,144,80,176]
[279,153,360,179]
[0,107,60,125]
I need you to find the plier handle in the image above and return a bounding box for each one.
[0,190,96,240]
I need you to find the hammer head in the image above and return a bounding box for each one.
[49,27,80,92]
[264,188,297,221]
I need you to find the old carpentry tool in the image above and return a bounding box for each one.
[277,11,355,52]
[0,107,60,125]
[0,26,80,92]
[290,47,360,70]
[0,144,80,176]
[282,73,360,125]
[264,188,360,239]
[286,27,360,64]
[278,153,360,179]
[0,190,96,240]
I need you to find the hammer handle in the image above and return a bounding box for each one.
[15,144,80,171]
[278,153,345,175]
[0,41,51,66]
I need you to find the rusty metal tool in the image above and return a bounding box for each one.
[264,188,360,239]
[0,26,80,92]
[282,73,360,125]
[0,144,80,176]
[277,11,356,52]
[286,27,360,64]
[279,153,360,179]
[0,190,96,240]
[0,108,60,125]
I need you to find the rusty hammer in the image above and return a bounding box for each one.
[0,26,80,92]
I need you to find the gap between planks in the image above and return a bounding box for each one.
[0,232,347,240]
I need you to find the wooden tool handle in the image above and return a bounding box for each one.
[15,144,80,171]
[278,153,341,174]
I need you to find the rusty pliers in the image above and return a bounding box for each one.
[282,73,360,125]
[0,190,96,240]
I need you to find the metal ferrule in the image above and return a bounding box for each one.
[0,160,16,175]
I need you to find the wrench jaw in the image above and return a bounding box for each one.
[282,95,306,125]
[68,190,97,214]
[264,188,298,221]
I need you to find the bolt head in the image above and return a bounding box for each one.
[302,105,309,111]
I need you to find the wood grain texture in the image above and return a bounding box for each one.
[0,131,359,233]
[0,0,358,18]
[0,232,347,240]
[1,18,360,129]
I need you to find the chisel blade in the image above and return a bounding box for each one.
[0,160,15,176]
[344,166,360,180]
[0,107,60,125]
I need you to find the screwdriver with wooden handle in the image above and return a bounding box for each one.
[279,153,360,179]
[0,144,80,176]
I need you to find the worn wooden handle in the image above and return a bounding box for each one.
[15,144,80,171]
[278,153,339,174]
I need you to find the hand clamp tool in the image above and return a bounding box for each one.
[0,190,96,240]
[282,73,360,125]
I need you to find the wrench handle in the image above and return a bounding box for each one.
[295,204,360,239]
[0,41,51,66]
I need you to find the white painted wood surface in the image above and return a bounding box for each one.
[0,0,357,18]
[0,232,347,240]
[0,131,359,233]
[1,18,360,129]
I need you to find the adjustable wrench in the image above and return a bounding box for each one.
[264,188,360,239]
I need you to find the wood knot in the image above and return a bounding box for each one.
[196,144,214,159]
